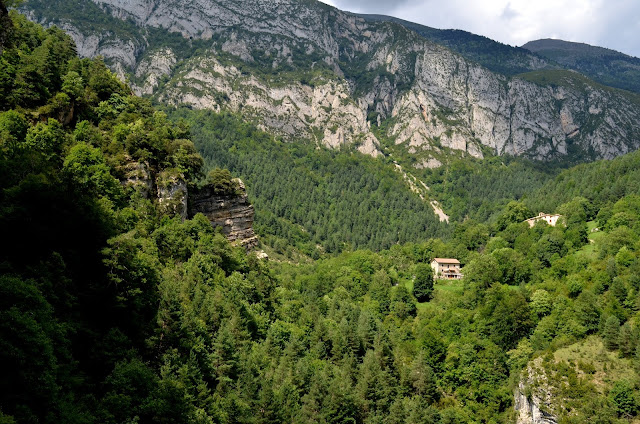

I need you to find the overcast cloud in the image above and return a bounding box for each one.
[318,0,640,58]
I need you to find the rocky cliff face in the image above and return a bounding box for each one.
[190,179,258,249]
[120,159,258,246]
[514,360,558,424]
[156,170,188,220]
[23,0,640,164]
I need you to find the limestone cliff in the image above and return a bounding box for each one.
[119,159,257,246]
[190,179,258,249]
[23,0,640,164]
[514,361,558,424]
[156,170,188,220]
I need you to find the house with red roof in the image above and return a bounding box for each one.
[430,258,463,280]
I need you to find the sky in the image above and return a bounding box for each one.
[318,0,640,58]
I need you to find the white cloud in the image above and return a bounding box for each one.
[318,0,412,14]
[319,0,640,57]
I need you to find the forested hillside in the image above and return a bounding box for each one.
[168,108,449,255]
[1,4,640,424]
[525,149,640,213]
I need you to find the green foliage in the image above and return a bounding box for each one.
[0,14,78,109]
[421,155,554,223]
[63,142,123,200]
[478,285,534,350]
[492,247,531,285]
[524,39,640,94]
[0,276,61,422]
[462,254,500,293]
[603,316,621,350]
[412,263,434,302]
[206,167,237,195]
[609,380,639,418]
[167,108,449,253]
[391,285,417,319]
[3,7,640,424]
[527,149,640,214]
[531,289,552,317]
[496,201,533,231]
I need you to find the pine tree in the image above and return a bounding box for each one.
[618,323,636,358]
[603,316,621,350]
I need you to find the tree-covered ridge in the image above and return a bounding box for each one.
[412,155,556,223]
[362,14,640,96]
[523,39,640,94]
[168,108,450,255]
[358,14,556,76]
[524,148,640,215]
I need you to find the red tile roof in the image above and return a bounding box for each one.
[432,258,460,264]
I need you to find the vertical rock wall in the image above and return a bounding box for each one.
[189,179,258,249]
[120,159,258,247]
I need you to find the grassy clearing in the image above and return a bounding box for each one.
[574,220,602,259]
[409,278,465,312]
[435,278,464,293]
[554,335,636,392]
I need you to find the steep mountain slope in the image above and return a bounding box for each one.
[359,13,555,76]
[523,38,640,94]
[22,0,640,163]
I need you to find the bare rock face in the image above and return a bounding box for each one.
[514,361,558,424]
[156,170,188,220]
[24,0,640,162]
[133,47,177,95]
[118,158,258,245]
[190,179,258,249]
[120,159,153,198]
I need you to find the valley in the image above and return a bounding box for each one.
[1,1,640,423]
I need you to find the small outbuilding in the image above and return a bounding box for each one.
[430,258,463,280]
[525,212,562,228]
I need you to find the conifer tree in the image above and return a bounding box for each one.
[604,316,621,350]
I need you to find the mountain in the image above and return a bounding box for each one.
[358,13,556,76]
[523,38,640,94]
[3,6,640,424]
[21,0,640,164]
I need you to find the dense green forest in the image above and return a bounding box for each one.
[167,108,449,255]
[1,5,640,424]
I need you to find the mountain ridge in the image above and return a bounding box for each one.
[522,38,640,93]
[21,0,640,164]
[357,13,556,76]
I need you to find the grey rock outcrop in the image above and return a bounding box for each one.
[190,179,258,249]
[118,158,257,246]
[120,159,153,198]
[133,47,177,95]
[24,0,640,163]
[514,362,558,424]
[156,170,188,220]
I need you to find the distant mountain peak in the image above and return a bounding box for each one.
[522,38,637,59]
[521,38,640,93]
